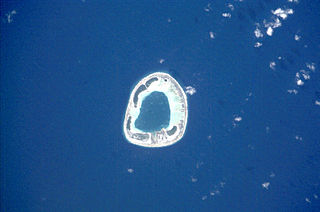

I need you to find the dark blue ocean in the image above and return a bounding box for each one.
[1,1,320,211]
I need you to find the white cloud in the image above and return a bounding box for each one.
[185,86,196,95]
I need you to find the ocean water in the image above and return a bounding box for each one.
[1,0,320,211]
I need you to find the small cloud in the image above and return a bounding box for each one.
[234,116,242,122]
[222,13,231,18]
[305,197,311,203]
[287,89,298,94]
[295,70,311,86]
[300,70,311,80]
[204,3,212,12]
[294,34,301,41]
[6,10,17,23]
[296,79,304,86]
[272,8,294,20]
[127,168,134,173]
[185,86,196,95]
[306,62,316,71]
[254,27,264,38]
[264,17,282,36]
[159,59,165,64]
[295,72,304,86]
[266,27,273,36]
[269,61,276,70]
[266,126,270,133]
[209,31,216,39]
[227,3,235,11]
[262,182,270,190]
[254,42,262,48]
[191,176,198,183]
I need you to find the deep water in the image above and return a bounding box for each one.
[1,0,320,211]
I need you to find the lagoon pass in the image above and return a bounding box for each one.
[123,72,188,147]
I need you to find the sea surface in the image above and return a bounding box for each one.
[1,0,320,211]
